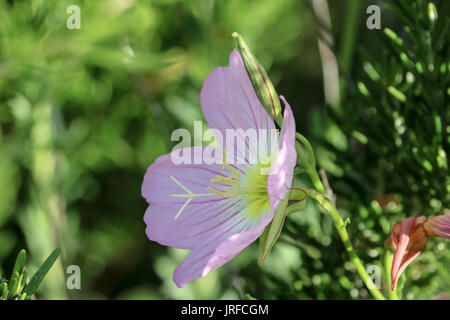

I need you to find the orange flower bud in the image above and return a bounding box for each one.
[390,216,427,290]
[388,213,450,290]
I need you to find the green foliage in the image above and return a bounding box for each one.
[330,0,449,210]
[315,0,450,299]
[0,249,60,300]
[23,248,61,298]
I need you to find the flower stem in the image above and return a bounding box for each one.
[295,133,385,299]
[384,250,399,300]
[306,188,386,300]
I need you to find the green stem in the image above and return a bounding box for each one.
[384,250,399,300]
[295,130,385,299]
[296,133,316,170]
[305,188,386,300]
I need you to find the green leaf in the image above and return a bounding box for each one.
[1,282,8,300]
[19,269,28,293]
[245,294,257,300]
[23,248,61,298]
[7,271,20,299]
[11,249,27,277]
[342,217,351,229]
[388,86,406,102]
[384,28,404,46]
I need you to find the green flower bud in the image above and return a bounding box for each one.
[232,32,283,126]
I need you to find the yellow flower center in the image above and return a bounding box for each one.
[207,161,270,220]
[169,150,273,220]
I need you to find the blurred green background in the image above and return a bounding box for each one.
[0,0,448,299]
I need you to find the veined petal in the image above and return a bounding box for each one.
[142,146,243,205]
[144,199,243,250]
[424,213,450,239]
[200,50,276,165]
[267,96,297,211]
[142,146,248,249]
[173,212,273,288]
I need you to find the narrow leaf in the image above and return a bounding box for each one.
[1,282,8,300]
[388,86,406,102]
[12,249,27,277]
[19,269,28,293]
[384,28,404,46]
[7,271,20,299]
[23,248,61,298]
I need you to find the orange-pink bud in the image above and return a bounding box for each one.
[390,216,427,290]
[388,213,450,290]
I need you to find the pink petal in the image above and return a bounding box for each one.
[424,213,450,239]
[173,213,273,287]
[391,217,416,290]
[142,146,248,249]
[267,96,297,211]
[142,146,242,205]
[391,250,422,291]
[200,50,276,165]
[144,199,243,250]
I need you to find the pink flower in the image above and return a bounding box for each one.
[141,50,297,287]
[388,213,450,290]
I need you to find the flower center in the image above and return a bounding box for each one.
[207,162,270,220]
[169,151,272,220]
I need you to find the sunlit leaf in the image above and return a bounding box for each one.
[23,248,61,298]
